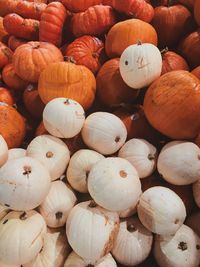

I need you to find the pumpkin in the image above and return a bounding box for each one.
[0,156,51,211]
[39,2,67,47]
[178,0,194,9]
[66,201,119,263]
[0,135,8,167]
[102,0,113,5]
[112,216,153,266]
[8,148,26,160]
[0,102,26,148]
[3,13,39,41]
[191,66,200,80]
[38,62,96,109]
[186,212,200,237]
[119,43,162,89]
[193,179,200,208]
[35,121,48,136]
[152,4,194,48]
[61,0,102,12]
[23,84,45,118]
[105,19,158,58]
[154,224,200,267]
[144,70,200,139]
[13,41,63,83]
[43,98,85,138]
[195,132,200,147]
[161,49,189,75]
[0,42,13,69]
[0,87,14,106]
[137,186,186,235]
[2,63,28,91]
[8,35,27,51]
[24,228,71,267]
[81,112,127,155]
[27,134,70,181]
[194,0,200,26]
[67,149,104,193]
[64,35,106,74]
[96,58,139,107]
[39,180,77,228]
[71,5,116,37]
[0,17,9,44]
[113,0,154,23]
[64,252,117,267]
[178,30,200,68]
[0,210,47,265]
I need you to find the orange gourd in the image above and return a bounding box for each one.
[0,87,14,106]
[194,0,200,26]
[8,35,27,51]
[61,0,102,12]
[0,17,9,44]
[191,66,200,80]
[0,42,13,69]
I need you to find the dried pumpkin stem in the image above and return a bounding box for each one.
[88,200,97,208]
[20,211,28,220]
[178,241,188,251]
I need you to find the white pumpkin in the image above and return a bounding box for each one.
[193,179,200,208]
[119,43,162,89]
[0,261,20,267]
[154,224,200,267]
[0,135,8,167]
[8,148,26,160]
[64,252,117,267]
[0,157,51,211]
[81,112,127,155]
[0,210,46,265]
[88,157,142,212]
[67,149,104,193]
[0,204,10,220]
[39,180,77,228]
[27,135,70,181]
[137,186,186,235]
[118,205,137,219]
[66,201,119,263]
[118,138,157,178]
[186,212,200,237]
[43,98,85,138]
[23,228,71,267]
[157,141,200,185]
[112,216,153,266]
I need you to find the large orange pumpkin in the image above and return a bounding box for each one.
[61,0,102,12]
[0,87,14,105]
[8,35,27,51]
[105,19,158,58]
[194,0,200,26]
[144,70,200,139]
[38,62,96,109]
[0,102,26,148]
[0,41,13,69]
[13,41,63,82]
[191,66,200,80]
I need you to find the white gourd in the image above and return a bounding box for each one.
[0,135,8,167]
[8,148,26,160]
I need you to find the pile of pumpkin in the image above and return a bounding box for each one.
[0,0,200,266]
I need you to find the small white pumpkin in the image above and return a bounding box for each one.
[112,216,153,266]
[8,148,26,160]
[27,135,70,181]
[154,224,200,267]
[81,112,127,155]
[66,201,119,263]
[0,261,20,267]
[43,98,85,138]
[0,157,51,211]
[64,252,117,267]
[23,228,71,267]
[118,138,157,178]
[119,43,162,89]
[39,180,77,228]
[186,212,200,237]
[0,204,10,220]
[0,210,47,265]
[88,157,142,211]
[193,179,200,208]
[0,135,8,167]
[67,149,104,193]
[137,186,186,235]
[157,141,200,185]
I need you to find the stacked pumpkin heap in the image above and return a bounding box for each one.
[0,0,200,266]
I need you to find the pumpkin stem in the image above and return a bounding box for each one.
[148,154,155,160]
[196,245,200,250]
[119,170,127,178]
[23,166,32,178]
[64,99,70,105]
[160,47,169,55]
[64,56,76,64]
[178,242,188,251]
[20,211,28,220]
[88,200,97,208]
[137,40,142,45]
[127,222,136,233]
[85,170,90,182]
[115,136,120,143]
[46,151,54,158]
[3,219,8,224]
[92,52,98,59]
[86,265,94,267]
[55,211,63,220]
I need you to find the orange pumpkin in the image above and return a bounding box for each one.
[0,42,13,69]
[64,133,86,155]
[71,5,116,37]
[23,84,45,118]
[61,0,102,12]
[0,102,26,148]
[191,66,200,80]
[8,35,27,51]
[2,63,28,91]
[35,121,48,136]
[0,17,9,44]
[96,58,139,107]
[13,41,63,82]
[144,70,200,139]
[105,19,158,58]
[38,62,96,109]
[194,0,200,26]
[0,87,14,105]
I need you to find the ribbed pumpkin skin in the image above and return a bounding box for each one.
[61,0,102,12]
[8,35,27,51]
[144,70,200,139]
[0,87,14,105]
[71,5,116,37]
[0,17,9,44]
[39,2,67,47]
[0,103,26,148]
[13,41,63,82]
[194,0,200,26]
[38,62,96,109]
[0,42,13,69]
[191,66,200,80]
[65,35,105,74]
[105,19,158,58]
